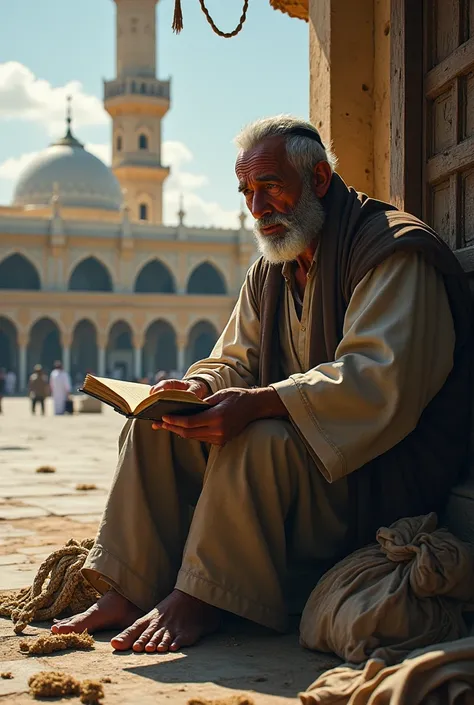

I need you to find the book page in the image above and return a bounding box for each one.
[91,377,151,412]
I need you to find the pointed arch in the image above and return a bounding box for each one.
[71,319,98,381]
[186,262,227,295]
[134,259,176,294]
[0,316,18,373]
[27,317,62,374]
[0,253,41,290]
[187,320,219,366]
[68,256,113,292]
[143,319,177,378]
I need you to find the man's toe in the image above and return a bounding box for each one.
[111,622,145,651]
[132,624,161,652]
[156,630,172,653]
[169,633,186,651]
[51,620,78,635]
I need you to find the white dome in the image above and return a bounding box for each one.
[13,129,123,212]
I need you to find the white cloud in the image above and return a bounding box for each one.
[0,150,39,180]
[86,142,112,166]
[162,140,240,229]
[0,61,107,135]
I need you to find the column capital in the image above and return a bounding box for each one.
[132,332,145,349]
[176,333,187,350]
[97,333,108,349]
[17,331,29,348]
[61,332,73,348]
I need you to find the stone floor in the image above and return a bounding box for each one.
[0,397,338,704]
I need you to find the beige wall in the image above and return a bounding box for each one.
[309,0,390,201]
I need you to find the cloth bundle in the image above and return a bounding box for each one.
[300,513,474,665]
[300,637,474,705]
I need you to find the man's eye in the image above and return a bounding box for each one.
[266,184,279,191]
[243,189,253,197]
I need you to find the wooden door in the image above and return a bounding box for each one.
[424,0,474,253]
[391,0,474,263]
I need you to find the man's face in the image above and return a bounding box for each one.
[235,136,326,264]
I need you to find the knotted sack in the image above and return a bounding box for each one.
[300,513,474,665]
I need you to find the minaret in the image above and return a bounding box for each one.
[104,0,170,225]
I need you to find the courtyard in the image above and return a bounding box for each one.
[0,397,337,704]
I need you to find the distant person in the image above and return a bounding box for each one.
[153,370,168,384]
[0,369,5,414]
[5,369,16,396]
[49,361,71,415]
[28,364,50,416]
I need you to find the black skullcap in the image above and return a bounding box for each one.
[279,126,325,148]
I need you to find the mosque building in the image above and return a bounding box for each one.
[0,0,255,392]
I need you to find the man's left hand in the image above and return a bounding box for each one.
[152,387,288,445]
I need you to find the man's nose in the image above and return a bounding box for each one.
[251,192,272,220]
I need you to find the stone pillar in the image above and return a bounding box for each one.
[134,346,143,380]
[61,333,72,378]
[309,0,382,196]
[98,347,106,377]
[177,335,187,377]
[18,335,28,394]
[132,332,145,381]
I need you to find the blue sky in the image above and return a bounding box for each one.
[0,1,309,227]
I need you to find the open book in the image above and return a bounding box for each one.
[79,374,209,421]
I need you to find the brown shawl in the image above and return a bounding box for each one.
[251,173,472,548]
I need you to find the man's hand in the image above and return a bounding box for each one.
[149,378,209,400]
[151,387,288,446]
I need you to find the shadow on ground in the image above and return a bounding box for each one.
[117,621,340,699]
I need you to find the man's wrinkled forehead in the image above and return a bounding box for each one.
[235,136,291,182]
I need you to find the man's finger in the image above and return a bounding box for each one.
[162,409,217,428]
[161,423,223,444]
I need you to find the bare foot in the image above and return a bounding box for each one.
[110,589,221,653]
[51,589,143,635]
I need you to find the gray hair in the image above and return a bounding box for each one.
[234,115,338,176]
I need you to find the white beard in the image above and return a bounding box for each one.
[253,177,326,264]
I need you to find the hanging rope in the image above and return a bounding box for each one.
[173,0,249,38]
[0,538,98,634]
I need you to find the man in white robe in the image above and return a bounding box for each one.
[49,361,71,415]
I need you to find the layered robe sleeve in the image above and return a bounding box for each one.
[272,252,455,481]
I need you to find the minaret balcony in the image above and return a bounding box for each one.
[104,77,170,102]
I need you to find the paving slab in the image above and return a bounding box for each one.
[0,658,50,697]
[0,505,49,520]
[0,564,39,590]
[0,553,30,565]
[0,483,77,498]
[0,525,34,539]
[67,513,103,524]
[22,494,107,516]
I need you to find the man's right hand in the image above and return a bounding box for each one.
[149,378,209,400]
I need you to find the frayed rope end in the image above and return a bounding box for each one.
[172,0,183,34]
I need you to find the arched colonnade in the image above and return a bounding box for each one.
[0,315,220,393]
[0,253,229,295]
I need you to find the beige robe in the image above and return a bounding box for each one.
[83,252,455,630]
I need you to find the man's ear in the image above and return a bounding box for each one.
[312,161,332,198]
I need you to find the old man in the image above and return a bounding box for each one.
[52,116,471,653]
